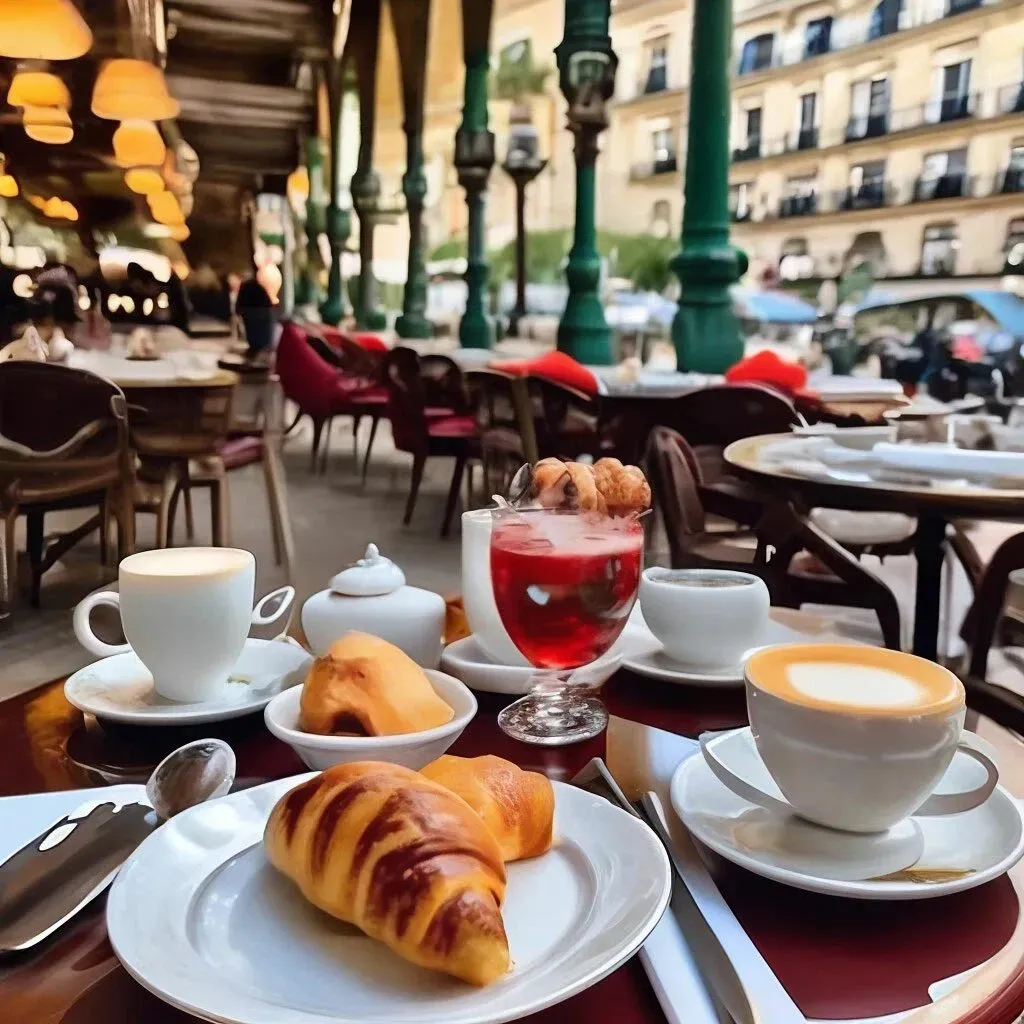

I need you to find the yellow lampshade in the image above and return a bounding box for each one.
[149,189,184,225]
[169,223,190,242]
[91,59,179,121]
[124,168,165,196]
[113,119,166,168]
[23,105,73,145]
[286,166,309,202]
[0,0,92,60]
[61,200,77,221]
[43,196,63,219]
[8,70,70,109]
[0,174,18,198]
[27,193,45,210]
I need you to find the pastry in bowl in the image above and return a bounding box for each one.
[300,631,454,737]
[421,754,554,863]
[264,761,509,986]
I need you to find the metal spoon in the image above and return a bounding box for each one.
[0,738,236,953]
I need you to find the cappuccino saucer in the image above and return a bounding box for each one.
[621,618,816,686]
[671,727,1024,900]
[65,638,313,726]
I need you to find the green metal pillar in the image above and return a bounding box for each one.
[298,135,326,310]
[555,0,617,366]
[455,0,496,349]
[393,0,433,340]
[671,0,747,372]
[321,72,352,326]
[350,0,386,331]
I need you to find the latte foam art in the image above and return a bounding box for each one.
[787,662,927,709]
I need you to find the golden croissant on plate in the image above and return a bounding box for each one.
[421,754,554,863]
[264,762,510,986]
[299,632,454,737]
[531,457,651,518]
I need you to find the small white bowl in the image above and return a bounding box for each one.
[263,669,477,771]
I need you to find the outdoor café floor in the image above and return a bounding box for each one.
[0,417,982,702]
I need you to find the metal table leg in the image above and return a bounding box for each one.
[912,513,948,661]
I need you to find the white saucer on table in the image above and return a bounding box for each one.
[671,727,1024,900]
[106,775,671,1024]
[65,638,312,726]
[622,617,819,687]
[441,623,647,695]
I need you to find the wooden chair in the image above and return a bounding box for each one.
[528,375,605,460]
[644,426,902,649]
[384,347,480,538]
[0,362,135,607]
[170,365,296,578]
[420,354,470,416]
[465,368,527,500]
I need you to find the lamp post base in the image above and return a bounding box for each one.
[395,312,432,339]
[557,292,613,365]
[357,307,387,331]
[671,302,744,373]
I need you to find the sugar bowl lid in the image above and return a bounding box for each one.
[329,544,406,596]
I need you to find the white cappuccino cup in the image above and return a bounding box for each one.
[73,547,294,703]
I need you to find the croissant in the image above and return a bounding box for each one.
[264,762,510,985]
[421,754,555,862]
[299,632,454,736]
[531,457,650,517]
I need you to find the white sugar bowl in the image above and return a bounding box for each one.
[300,544,446,668]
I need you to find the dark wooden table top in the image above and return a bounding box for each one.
[2,651,1024,1024]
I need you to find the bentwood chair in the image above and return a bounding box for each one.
[529,375,606,460]
[385,347,480,538]
[0,362,135,607]
[645,426,902,649]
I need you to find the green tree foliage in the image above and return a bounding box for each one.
[492,39,552,102]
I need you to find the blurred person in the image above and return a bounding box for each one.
[235,272,275,355]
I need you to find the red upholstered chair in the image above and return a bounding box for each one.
[384,347,479,538]
[276,322,387,475]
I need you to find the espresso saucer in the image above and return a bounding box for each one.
[441,625,647,695]
[671,727,1024,900]
[621,618,814,687]
[65,638,313,726]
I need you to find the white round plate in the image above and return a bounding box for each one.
[107,775,671,1024]
[442,623,648,695]
[671,733,1024,900]
[65,638,313,725]
[622,618,818,686]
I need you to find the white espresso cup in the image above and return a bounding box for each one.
[639,567,770,668]
[703,643,999,833]
[460,509,528,666]
[73,547,294,703]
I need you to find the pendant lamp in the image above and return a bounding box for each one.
[113,119,166,168]
[43,196,63,219]
[23,105,73,145]
[61,200,78,221]
[124,168,165,196]
[149,189,184,225]
[0,0,92,60]
[0,174,18,198]
[169,223,190,242]
[8,70,70,109]
[92,59,179,121]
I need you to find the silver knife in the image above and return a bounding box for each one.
[606,716,808,1024]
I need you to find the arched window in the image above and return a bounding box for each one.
[650,200,672,238]
[869,0,902,40]
[921,224,958,276]
[738,34,775,75]
[844,231,887,277]
[780,238,814,280]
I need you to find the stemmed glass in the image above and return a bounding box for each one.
[489,505,644,745]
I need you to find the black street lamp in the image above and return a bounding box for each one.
[501,109,546,338]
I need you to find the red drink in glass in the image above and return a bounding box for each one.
[490,511,643,670]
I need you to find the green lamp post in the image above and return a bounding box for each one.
[455,0,496,350]
[554,0,617,366]
[670,0,747,372]
[320,74,353,327]
[298,135,326,310]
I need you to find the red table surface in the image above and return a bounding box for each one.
[1,670,1023,1024]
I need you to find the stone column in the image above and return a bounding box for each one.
[455,0,496,349]
[670,0,747,371]
[392,0,433,340]
[320,68,352,327]
[350,0,386,330]
[555,0,618,366]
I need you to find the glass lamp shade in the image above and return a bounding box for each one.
[124,168,165,196]
[8,70,70,109]
[0,0,92,60]
[23,105,73,144]
[91,59,180,121]
[114,119,166,168]
[0,175,18,198]
[148,189,184,225]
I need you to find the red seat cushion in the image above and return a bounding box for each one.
[217,435,263,470]
[351,332,389,353]
[428,414,478,438]
[725,350,808,395]
[491,351,598,397]
[425,406,456,418]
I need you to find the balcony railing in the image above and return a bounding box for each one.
[630,155,679,180]
[912,172,972,202]
[731,0,999,77]
[733,140,762,162]
[779,194,818,217]
[836,181,894,210]
[1002,167,1024,194]
[845,112,890,141]
[642,66,668,95]
[999,81,1024,115]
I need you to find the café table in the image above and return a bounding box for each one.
[2,609,1024,1024]
[726,432,1024,663]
